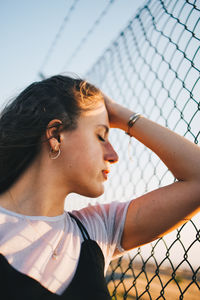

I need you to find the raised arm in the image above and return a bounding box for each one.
[104,96,200,250]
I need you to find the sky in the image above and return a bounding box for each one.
[0,0,145,107]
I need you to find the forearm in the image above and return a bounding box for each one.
[104,97,200,249]
[109,102,200,182]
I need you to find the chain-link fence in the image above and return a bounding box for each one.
[85,0,200,299]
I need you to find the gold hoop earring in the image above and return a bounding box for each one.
[49,148,61,160]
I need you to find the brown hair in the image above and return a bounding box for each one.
[0,75,104,193]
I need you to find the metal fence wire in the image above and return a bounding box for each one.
[85,0,200,299]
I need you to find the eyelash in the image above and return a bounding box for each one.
[97,135,105,142]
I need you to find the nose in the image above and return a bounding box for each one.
[104,142,119,164]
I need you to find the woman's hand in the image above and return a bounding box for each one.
[103,94,118,128]
[103,94,133,131]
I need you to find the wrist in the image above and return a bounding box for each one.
[126,113,142,136]
[110,103,136,131]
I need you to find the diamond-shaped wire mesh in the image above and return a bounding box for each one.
[85,0,200,298]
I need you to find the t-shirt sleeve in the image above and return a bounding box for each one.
[72,200,131,273]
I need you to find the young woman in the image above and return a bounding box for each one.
[0,75,199,299]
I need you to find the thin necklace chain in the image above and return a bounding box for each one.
[8,190,66,260]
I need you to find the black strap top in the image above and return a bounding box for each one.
[0,213,111,300]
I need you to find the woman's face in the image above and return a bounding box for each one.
[59,102,118,197]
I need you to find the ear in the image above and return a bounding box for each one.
[46,119,63,151]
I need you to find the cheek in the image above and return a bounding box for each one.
[65,141,101,173]
[60,130,104,180]
[81,148,102,173]
[79,148,103,180]
[60,139,105,196]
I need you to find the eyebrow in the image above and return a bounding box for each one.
[96,124,109,134]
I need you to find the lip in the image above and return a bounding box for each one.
[102,169,110,180]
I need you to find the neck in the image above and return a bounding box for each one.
[6,188,66,217]
[0,157,69,217]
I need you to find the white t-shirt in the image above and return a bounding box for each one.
[0,201,130,294]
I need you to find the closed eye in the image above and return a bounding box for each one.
[97,135,105,142]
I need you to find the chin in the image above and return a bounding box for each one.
[79,185,104,198]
